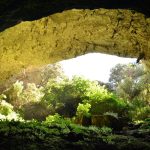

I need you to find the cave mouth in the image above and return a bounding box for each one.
[0,52,136,93]
[0,7,149,85]
[60,53,136,82]
[0,1,149,148]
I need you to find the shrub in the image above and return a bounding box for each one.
[21,101,54,121]
[0,100,13,115]
[43,76,129,119]
[4,81,44,110]
[130,106,150,121]
[42,76,93,117]
[89,96,128,117]
[22,83,44,103]
[76,103,91,117]
[44,113,71,129]
[4,81,24,108]
[0,97,22,121]
[128,99,150,121]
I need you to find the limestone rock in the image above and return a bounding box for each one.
[0,9,150,84]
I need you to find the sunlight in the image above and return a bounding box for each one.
[60,53,136,82]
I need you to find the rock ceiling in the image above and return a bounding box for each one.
[0,0,150,84]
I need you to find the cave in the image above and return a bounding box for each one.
[0,1,150,149]
[0,0,150,85]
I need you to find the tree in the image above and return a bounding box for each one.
[1,63,65,91]
[42,76,92,117]
[109,63,145,89]
[109,63,150,102]
[43,76,128,118]
[109,64,127,90]
[109,63,150,121]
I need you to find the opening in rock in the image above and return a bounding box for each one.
[0,53,150,150]
[60,53,136,82]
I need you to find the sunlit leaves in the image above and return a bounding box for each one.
[0,99,21,121]
[22,83,44,103]
[109,63,150,121]
[76,103,91,117]
[84,81,112,102]
[0,100,13,116]
[12,80,24,97]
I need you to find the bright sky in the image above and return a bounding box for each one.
[60,53,136,82]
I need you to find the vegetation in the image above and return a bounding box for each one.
[0,63,150,149]
[109,63,150,122]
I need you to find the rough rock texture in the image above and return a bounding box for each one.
[0,0,150,32]
[0,0,150,83]
[0,8,150,84]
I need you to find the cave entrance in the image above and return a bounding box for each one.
[0,52,136,92]
[60,53,136,83]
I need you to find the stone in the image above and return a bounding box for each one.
[0,7,150,84]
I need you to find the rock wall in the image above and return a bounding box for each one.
[0,8,150,84]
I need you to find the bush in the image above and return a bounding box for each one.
[4,81,44,111]
[89,96,128,117]
[22,83,44,103]
[128,99,150,121]
[21,101,54,121]
[130,106,150,121]
[0,96,21,121]
[4,81,24,108]
[44,113,71,129]
[76,103,91,117]
[0,100,13,116]
[42,76,94,117]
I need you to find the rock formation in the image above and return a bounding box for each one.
[0,0,150,84]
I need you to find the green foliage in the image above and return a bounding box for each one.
[116,77,142,100]
[21,101,54,121]
[130,106,150,121]
[109,64,127,88]
[89,96,128,117]
[109,64,144,89]
[80,80,128,117]
[88,126,112,135]
[1,75,130,123]
[2,66,149,125]
[4,80,24,108]
[0,119,150,149]
[84,81,113,102]
[86,126,113,144]
[4,81,44,109]
[22,83,44,103]
[76,103,91,117]
[103,112,118,119]
[99,126,112,135]
[109,63,150,122]
[44,113,71,127]
[0,96,22,121]
[45,113,63,124]
[140,118,150,129]
[43,76,91,104]
[109,64,147,100]
[42,76,94,117]
[39,63,65,86]
[12,80,24,97]
[88,125,100,133]
[43,75,127,119]
[71,76,93,96]
[0,100,13,116]
[0,94,7,100]
[0,120,114,149]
